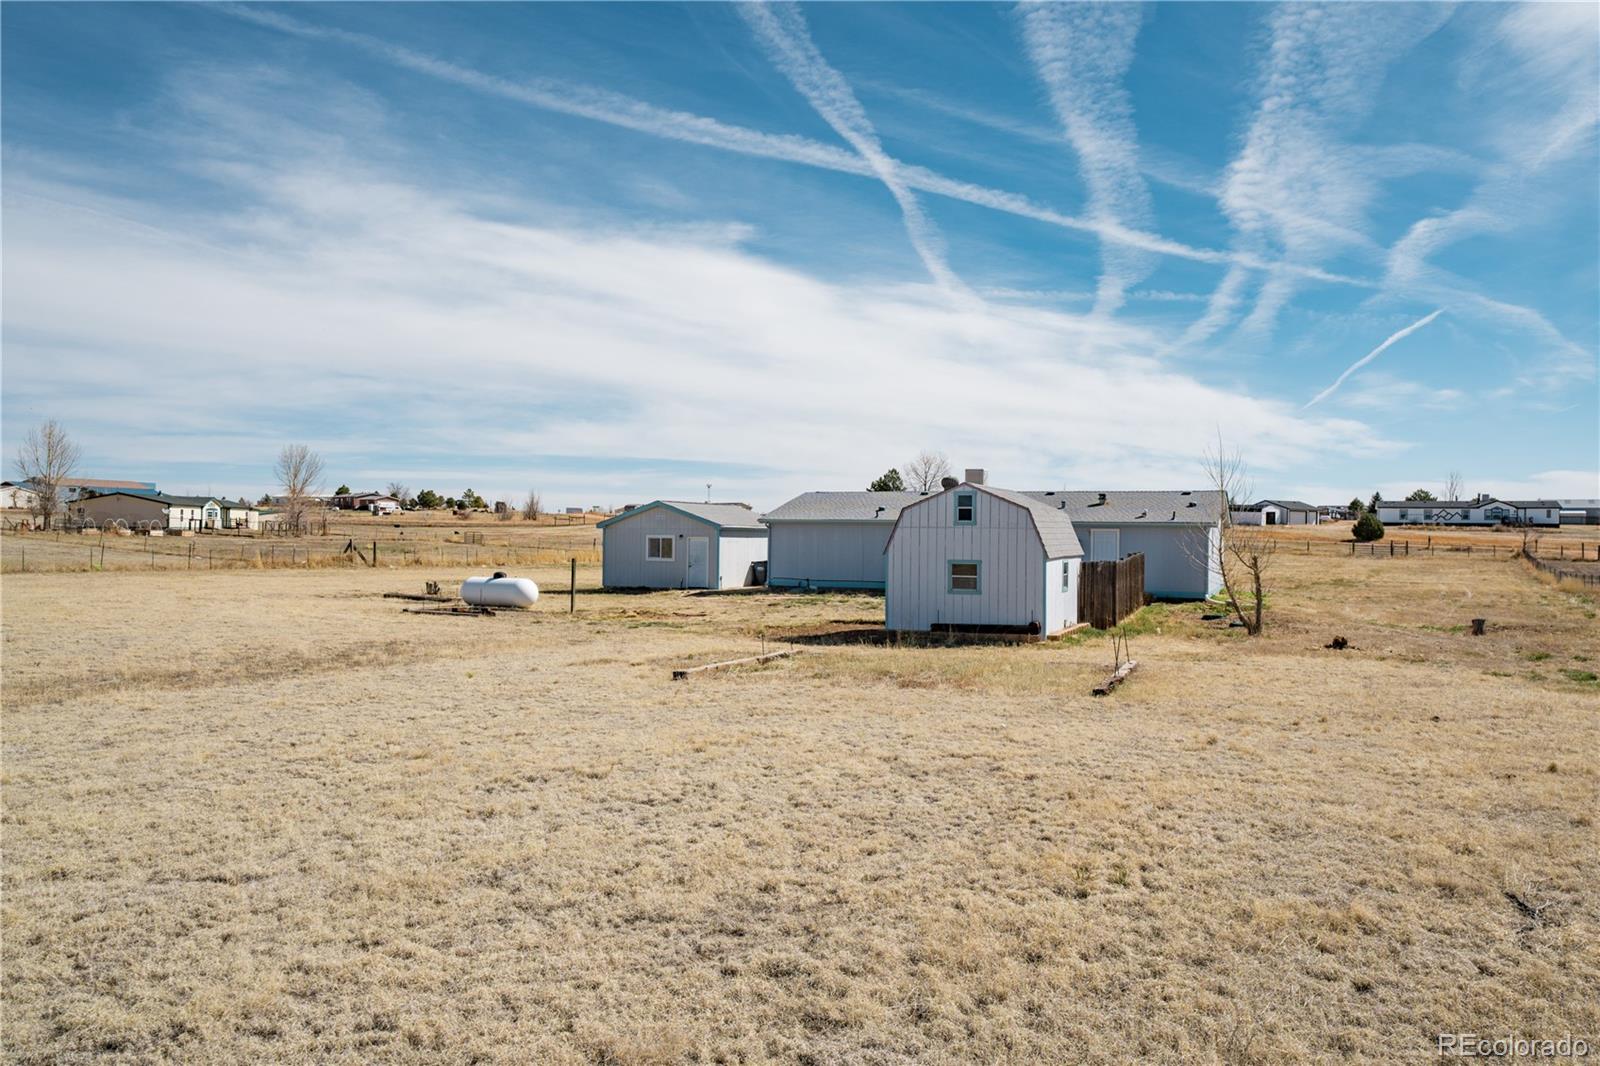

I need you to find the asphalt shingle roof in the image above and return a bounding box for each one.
[978,486,1083,559]
[762,491,929,523]
[600,500,764,530]
[1023,489,1223,525]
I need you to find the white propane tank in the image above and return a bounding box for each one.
[461,573,539,608]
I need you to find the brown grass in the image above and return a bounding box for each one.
[2,550,1596,1062]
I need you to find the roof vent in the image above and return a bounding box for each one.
[1136,509,1147,519]
[1095,492,1107,505]
[874,505,886,517]
[1171,510,1177,521]
[1187,500,1196,507]
[964,468,986,485]
[1181,490,1192,496]
[940,476,959,490]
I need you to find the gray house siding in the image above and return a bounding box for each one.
[1077,524,1221,600]
[601,508,718,589]
[767,522,894,589]
[886,493,1048,632]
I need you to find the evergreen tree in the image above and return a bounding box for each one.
[1353,511,1385,542]
[868,468,906,492]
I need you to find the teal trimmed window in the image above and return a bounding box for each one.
[954,491,976,524]
[948,560,980,593]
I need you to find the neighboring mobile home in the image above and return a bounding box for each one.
[598,501,768,589]
[1,481,41,511]
[884,482,1083,637]
[71,492,223,531]
[1375,498,1560,527]
[217,500,261,530]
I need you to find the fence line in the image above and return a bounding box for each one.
[1524,553,1600,589]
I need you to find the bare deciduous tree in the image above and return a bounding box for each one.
[14,419,81,530]
[901,450,953,492]
[275,444,325,536]
[386,481,411,505]
[523,490,542,521]
[1443,470,1465,502]
[1192,433,1276,636]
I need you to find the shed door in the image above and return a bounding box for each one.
[1089,529,1120,562]
[686,537,710,588]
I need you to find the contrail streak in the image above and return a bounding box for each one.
[1304,309,1444,408]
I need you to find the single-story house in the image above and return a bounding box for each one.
[762,477,1223,602]
[884,481,1083,637]
[1231,499,1319,526]
[762,490,930,590]
[1375,498,1560,527]
[598,501,768,589]
[1558,499,1600,525]
[1,481,41,510]
[71,492,223,531]
[1024,489,1224,600]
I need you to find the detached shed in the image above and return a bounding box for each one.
[884,483,1083,637]
[599,501,767,590]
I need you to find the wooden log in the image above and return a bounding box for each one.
[1092,659,1139,696]
[402,605,495,617]
[383,592,454,602]
[672,648,799,681]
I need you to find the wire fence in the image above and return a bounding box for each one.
[1524,552,1600,589]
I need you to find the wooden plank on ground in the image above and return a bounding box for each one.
[672,648,800,681]
[1092,659,1139,696]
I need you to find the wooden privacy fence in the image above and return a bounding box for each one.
[1079,552,1146,630]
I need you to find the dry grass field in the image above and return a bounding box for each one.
[2,543,1597,1062]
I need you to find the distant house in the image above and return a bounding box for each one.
[0,481,41,511]
[763,478,1221,600]
[598,501,767,589]
[217,500,261,530]
[71,492,223,531]
[884,481,1083,638]
[331,492,400,514]
[57,478,159,500]
[1375,498,1560,527]
[1231,500,1319,526]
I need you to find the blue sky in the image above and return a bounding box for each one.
[3,2,1596,508]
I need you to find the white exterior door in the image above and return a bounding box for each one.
[686,537,710,588]
[1089,529,1120,562]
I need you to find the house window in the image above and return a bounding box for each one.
[646,535,674,560]
[1424,510,1433,520]
[1400,510,1409,520]
[948,560,980,593]
[954,492,976,524]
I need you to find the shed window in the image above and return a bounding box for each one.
[647,535,674,560]
[1061,567,1071,592]
[954,492,976,524]
[948,560,980,593]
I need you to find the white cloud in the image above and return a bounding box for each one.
[1019,1,1155,315]
[0,70,1385,506]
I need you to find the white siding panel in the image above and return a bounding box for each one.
[1086,524,1218,599]
[715,529,769,589]
[767,522,894,587]
[885,493,1048,632]
[601,508,717,589]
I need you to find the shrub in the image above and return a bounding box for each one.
[1352,511,1385,542]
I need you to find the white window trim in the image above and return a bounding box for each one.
[647,535,675,561]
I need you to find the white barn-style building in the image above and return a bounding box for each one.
[599,501,768,590]
[884,482,1083,637]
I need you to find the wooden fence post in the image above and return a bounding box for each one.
[569,557,576,614]
[373,540,378,568]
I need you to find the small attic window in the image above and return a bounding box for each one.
[954,491,976,524]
